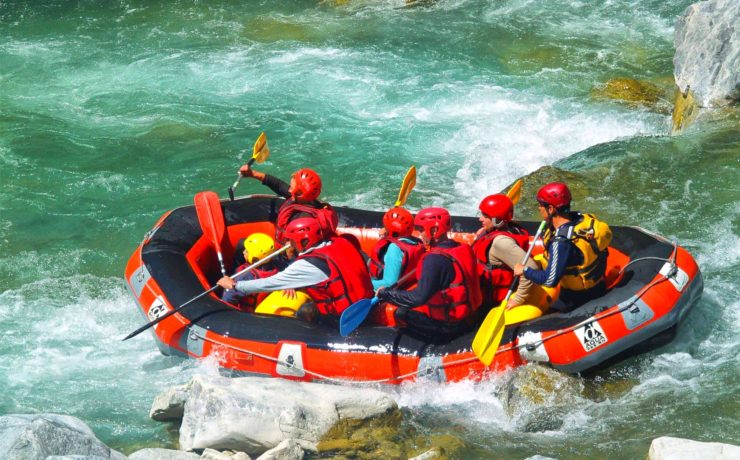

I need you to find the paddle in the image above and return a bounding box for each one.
[195,191,228,276]
[394,165,416,207]
[506,179,523,206]
[472,220,547,366]
[122,245,290,341]
[228,131,270,201]
[339,271,415,337]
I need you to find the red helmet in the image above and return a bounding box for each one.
[536,182,572,210]
[291,168,322,202]
[414,207,451,241]
[383,207,414,238]
[283,217,323,252]
[479,194,513,222]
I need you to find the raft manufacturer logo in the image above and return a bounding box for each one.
[575,321,608,352]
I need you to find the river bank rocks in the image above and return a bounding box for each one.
[0,414,127,460]
[151,375,396,457]
[672,0,739,131]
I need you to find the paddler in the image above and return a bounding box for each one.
[514,182,612,312]
[368,207,425,290]
[217,216,372,326]
[237,163,338,241]
[376,207,482,343]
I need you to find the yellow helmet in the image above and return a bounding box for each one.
[243,232,275,264]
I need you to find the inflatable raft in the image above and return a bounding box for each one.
[124,195,702,383]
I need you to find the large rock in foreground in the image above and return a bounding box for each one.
[153,375,397,456]
[649,436,740,459]
[673,0,739,108]
[0,414,126,460]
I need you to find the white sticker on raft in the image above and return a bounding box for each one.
[574,320,608,352]
[659,262,689,292]
[147,296,168,322]
[517,331,549,363]
[276,343,305,378]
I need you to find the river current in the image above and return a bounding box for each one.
[1,1,738,458]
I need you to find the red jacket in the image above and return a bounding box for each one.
[412,243,482,323]
[297,235,373,316]
[471,226,530,305]
[276,200,338,241]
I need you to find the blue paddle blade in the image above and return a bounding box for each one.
[339,297,378,337]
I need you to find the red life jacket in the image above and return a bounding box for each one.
[232,264,280,310]
[471,225,530,305]
[297,235,373,316]
[412,242,482,324]
[368,237,425,287]
[276,200,338,242]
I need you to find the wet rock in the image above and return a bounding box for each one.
[200,448,252,460]
[499,365,584,432]
[648,436,740,459]
[591,78,670,113]
[673,0,740,108]
[0,414,127,460]
[128,448,200,460]
[409,448,443,460]
[150,383,191,421]
[254,439,304,460]
[168,375,396,455]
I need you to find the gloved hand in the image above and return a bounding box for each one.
[376,287,391,302]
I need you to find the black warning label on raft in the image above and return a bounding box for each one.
[575,321,608,352]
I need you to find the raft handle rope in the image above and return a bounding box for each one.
[188,328,471,385]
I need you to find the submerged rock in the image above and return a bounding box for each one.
[591,78,670,113]
[499,365,584,432]
[0,414,127,460]
[649,436,740,459]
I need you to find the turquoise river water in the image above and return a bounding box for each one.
[1,1,738,458]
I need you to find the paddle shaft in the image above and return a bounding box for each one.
[122,245,290,341]
[230,156,257,190]
[502,220,547,304]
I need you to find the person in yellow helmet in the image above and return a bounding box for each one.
[221,233,286,310]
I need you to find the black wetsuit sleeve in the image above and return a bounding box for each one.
[261,174,291,199]
[378,254,454,309]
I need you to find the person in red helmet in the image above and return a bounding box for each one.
[513,182,612,311]
[217,216,372,324]
[368,207,425,290]
[472,193,538,309]
[376,207,482,343]
[238,164,338,239]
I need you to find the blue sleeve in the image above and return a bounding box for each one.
[524,237,573,287]
[372,243,404,290]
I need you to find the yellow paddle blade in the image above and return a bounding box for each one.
[394,165,417,207]
[471,306,506,366]
[252,132,270,163]
[506,179,523,205]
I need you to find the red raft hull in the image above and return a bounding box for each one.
[124,195,702,384]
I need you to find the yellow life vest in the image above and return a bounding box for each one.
[544,213,612,291]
